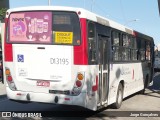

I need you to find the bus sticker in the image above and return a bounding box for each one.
[9,12,52,43]
[17,54,24,62]
[54,32,73,44]
[18,68,27,77]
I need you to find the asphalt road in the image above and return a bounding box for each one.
[0,73,160,120]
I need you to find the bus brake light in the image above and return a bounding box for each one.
[76,80,82,87]
[7,76,12,82]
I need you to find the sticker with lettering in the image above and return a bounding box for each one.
[18,68,27,77]
[55,32,73,44]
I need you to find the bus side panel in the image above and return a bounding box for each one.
[72,65,98,111]
[108,63,144,105]
[85,65,98,111]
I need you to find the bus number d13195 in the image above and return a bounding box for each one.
[50,58,69,65]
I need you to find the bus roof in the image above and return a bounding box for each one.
[6,6,153,38]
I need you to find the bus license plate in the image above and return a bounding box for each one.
[37,81,50,87]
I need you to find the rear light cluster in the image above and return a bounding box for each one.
[71,72,85,96]
[5,67,17,91]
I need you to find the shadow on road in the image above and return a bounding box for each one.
[0,94,7,100]
[145,72,160,98]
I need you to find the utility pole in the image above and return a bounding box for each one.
[48,0,51,6]
[158,0,160,16]
[91,0,95,12]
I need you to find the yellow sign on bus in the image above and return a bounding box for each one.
[55,32,73,44]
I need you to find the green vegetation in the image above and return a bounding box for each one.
[0,8,7,22]
[0,7,7,43]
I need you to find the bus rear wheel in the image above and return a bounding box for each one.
[112,83,123,109]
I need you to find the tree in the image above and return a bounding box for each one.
[0,7,7,22]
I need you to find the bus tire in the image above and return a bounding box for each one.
[112,83,123,109]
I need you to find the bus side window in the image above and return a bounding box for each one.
[122,34,131,61]
[88,22,96,64]
[131,37,138,61]
[140,39,146,61]
[112,31,121,61]
[146,41,151,61]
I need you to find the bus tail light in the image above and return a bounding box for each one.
[7,76,12,81]
[5,69,10,75]
[77,73,84,80]
[75,80,82,87]
[5,68,17,91]
[71,72,85,96]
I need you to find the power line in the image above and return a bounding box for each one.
[89,0,125,21]
[91,0,95,12]
[84,0,86,9]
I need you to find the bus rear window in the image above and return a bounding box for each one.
[8,11,81,45]
[52,12,81,45]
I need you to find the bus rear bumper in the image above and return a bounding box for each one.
[6,87,86,108]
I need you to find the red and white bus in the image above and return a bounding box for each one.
[3,6,154,111]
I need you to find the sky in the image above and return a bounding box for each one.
[9,0,160,46]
